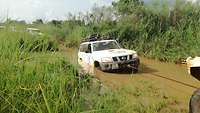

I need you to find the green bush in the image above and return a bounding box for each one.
[19,34,59,52]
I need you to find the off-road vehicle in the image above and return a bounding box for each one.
[78,36,140,73]
[26,28,43,36]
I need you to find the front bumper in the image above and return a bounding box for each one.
[100,58,140,71]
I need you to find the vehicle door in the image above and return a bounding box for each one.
[78,44,92,65]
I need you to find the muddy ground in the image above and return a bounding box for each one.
[62,47,200,110]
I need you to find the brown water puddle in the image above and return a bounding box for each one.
[63,48,200,107]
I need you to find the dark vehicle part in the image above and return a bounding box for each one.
[190,67,200,81]
[189,67,200,113]
[82,34,102,42]
[189,89,200,113]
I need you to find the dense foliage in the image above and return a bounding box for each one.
[26,0,200,62]
[88,0,200,62]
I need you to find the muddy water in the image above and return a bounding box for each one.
[63,48,200,106]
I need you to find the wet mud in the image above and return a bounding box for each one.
[64,48,200,106]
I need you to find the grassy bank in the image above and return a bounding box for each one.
[81,80,188,113]
[0,29,82,112]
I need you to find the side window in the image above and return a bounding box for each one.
[79,44,92,53]
[80,44,87,52]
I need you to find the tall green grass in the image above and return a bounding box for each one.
[0,29,83,113]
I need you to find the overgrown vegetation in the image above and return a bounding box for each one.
[19,0,200,62]
[89,0,200,62]
[0,29,81,112]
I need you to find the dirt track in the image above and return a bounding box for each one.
[63,48,200,107]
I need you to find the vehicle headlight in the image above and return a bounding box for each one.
[101,57,113,63]
[133,53,138,58]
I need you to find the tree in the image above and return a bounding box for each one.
[50,20,62,27]
[112,0,144,15]
[33,19,43,24]
[85,5,116,24]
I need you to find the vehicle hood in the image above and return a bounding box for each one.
[187,57,200,67]
[92,49,137,58]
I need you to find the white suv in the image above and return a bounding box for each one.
[78,39,140,73]
[26,28,43,36]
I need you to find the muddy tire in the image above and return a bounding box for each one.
[133,69,138,73]
[94,61,102,70]
[189,89,200,113]
[96,66,102,70]
[131,64,139,73]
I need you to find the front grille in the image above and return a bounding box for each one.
[113,55,133,62]
[119,56,128,61]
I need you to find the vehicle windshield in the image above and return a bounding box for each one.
[93,41,120,51]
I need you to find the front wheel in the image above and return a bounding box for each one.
[189,89,200,113]
[94,61,103,70]
[132,68,138,73]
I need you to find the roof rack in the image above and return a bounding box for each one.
[81,34,115,43]
[89,34,101,41]
[82,34,102,42]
